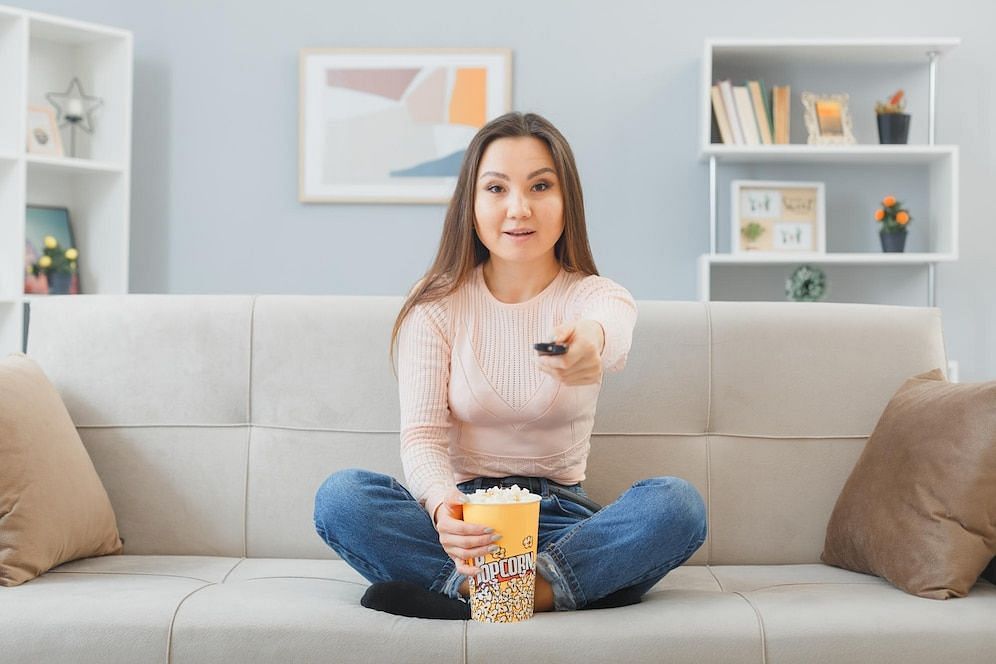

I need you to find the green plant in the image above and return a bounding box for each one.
[30,235,78,278]
[874,195,912,234]
[785,264,827,302]
[741,222,765,243]
[875,89,906,114]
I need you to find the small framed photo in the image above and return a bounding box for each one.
[299,48,512,204]
[801,92,856,145]
[26,105,64,156]
[731,180,826,255]
[24,205,81,295]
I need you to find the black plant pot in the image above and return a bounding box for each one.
[880,230,907,253]
[47,272,72,294]
[877,113,910,144]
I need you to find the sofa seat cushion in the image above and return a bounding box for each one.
[711,564,996,663]
[468,566,762,663]
[0,555,237,663]
[2,557,994,663]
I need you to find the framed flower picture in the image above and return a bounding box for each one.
[731,180,826,255]
[299,48,512,204]
[26,105,64,156]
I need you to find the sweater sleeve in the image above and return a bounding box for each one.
[397,298,457,526]
[568,275,638,373]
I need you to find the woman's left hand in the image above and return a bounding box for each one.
[534,319,605,386]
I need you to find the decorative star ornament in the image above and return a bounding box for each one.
[46,77,103,134]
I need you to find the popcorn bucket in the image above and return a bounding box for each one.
[463,488,541,623]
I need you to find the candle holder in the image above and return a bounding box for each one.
[45,77,103,158]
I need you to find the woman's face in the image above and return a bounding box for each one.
[473,136,564,269]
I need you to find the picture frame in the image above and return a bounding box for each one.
[731,180,826,255]
[299,47,512,204]
[24,205,81,295]
[26,105,64,156]
[801,92,856,145]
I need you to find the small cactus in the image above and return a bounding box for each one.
[875,89,906,114]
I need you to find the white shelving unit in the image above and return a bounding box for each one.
[0,4,132,356]
[699,38,960,308]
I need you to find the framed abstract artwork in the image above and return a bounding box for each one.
[731,180,826,255]
[299,48,512,204]
[801,92,856,145]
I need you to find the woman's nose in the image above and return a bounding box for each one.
[508,193,531,218]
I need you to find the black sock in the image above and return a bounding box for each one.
[360,580,471,620]
[581,584,645,610]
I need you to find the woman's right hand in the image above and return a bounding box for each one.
[433,487,500,577]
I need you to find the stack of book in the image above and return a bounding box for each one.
[711,80,790,145]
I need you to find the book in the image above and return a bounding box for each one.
[710,102,722,143]
[733,85,760,145]
[759,79,774,139]
[747,80,773,145]
[772,85,791,144]
[718,80,744,144]
[710,84,733,144]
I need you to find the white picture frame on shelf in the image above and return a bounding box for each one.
[25,105,64,156]
[801,92,856,145]
[299,47,512,204]
[731,180,826,255]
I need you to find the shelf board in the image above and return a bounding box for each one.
[707,38,960,65]
[702,252,957,265]
[0,295,80,303]
[23,294,93,300]
[700,144,957,164]
[0,295,40,303]
[26,154,125,175]
[28,13,129,43]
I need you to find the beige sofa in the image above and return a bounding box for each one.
[4,295,994,663]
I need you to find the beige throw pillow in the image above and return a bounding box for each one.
[821,368,996,599]
[0,353,122,586]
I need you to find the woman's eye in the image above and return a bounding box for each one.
[484,182,552,194]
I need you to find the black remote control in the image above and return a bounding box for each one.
[533,342,568,355]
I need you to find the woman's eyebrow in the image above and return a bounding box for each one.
[478,167,556,181]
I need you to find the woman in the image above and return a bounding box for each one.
[314,112,707,619]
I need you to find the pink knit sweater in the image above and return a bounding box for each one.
[397,263,638,524]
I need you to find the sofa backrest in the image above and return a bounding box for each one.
[25,295,947,565]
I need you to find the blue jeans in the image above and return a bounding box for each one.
[313,469,707,611]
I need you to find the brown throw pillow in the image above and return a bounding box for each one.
[821,368,996,599]
[0,353,122,586]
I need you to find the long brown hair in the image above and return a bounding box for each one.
[389,111,599,373]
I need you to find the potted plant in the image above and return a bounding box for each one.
[874,195,912,252]
[875,89,910,144]
[741,221,765,250]
[785,264,828,302]
[29,235,79,294]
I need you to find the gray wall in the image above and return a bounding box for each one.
[15,0,996,381]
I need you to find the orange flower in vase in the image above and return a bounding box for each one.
[875,195,912,253]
